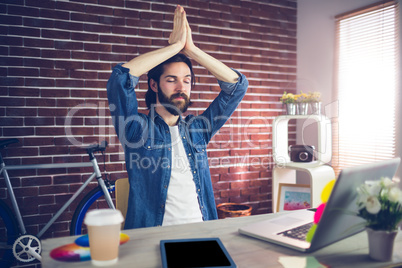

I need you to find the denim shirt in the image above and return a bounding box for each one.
[107,64,248,229]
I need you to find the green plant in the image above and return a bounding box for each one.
[296,91,308,103]
[306,91,321,102]
[280,92,297,104]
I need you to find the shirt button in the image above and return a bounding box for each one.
[147,146,151,149]
[183,136,186,139]
[188,153,191,156]
[198,189,200,192]
[167,165,170,168]
[193,171,196,174]
[168,148,171,151]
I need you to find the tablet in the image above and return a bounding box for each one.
[160,238,236,268]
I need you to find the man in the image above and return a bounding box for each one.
[107,5,248,229]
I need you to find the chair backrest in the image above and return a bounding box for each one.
[115,178,129,229]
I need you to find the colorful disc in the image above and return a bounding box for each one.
[50,243,90,262]
[50,233,130,262]
[75,232,130,247]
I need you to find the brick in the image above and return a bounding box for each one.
[84,61,111,71]
[8,5,40,17]
[84,23,111,33]
[56,1,85,12]
[69,70,97,79]
[9,87,39,97]
[41,89,69,98]
[220,189,241,198]
[14,186,39,197]
[35,127,66,136]
[71,12,98,23]
[25,78,55,87]
[0,14,23,25]
[114,8,139,18]
[8,67,39,77]
[23,137,54,147]
[40,68,69,78]
[71,51,99,61]
[71,32,99,42]
[24,117,55,126]
[85,5,113,15]
[55,79,85,88]
[84,43,112,52]
[125,1,150,10]
[55,60,83,70]
[6,107,37,116]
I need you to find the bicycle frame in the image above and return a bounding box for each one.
[0,156,115,239]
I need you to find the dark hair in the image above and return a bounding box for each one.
[145,53,195,109]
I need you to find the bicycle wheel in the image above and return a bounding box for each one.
[0,199,19,268]
[70,184,115,236]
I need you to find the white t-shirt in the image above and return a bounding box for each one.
[162,126,203,226]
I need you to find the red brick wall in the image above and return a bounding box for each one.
[0,0,296,252]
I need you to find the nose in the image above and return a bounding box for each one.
[176,80,187,92]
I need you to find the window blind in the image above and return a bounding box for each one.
[333,0,399,175]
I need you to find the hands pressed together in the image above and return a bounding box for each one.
[122,5,238,82]
[168,5,196,56]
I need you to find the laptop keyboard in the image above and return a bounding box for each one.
[277,222,314,241]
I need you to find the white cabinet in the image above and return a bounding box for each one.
[272,115,335,212]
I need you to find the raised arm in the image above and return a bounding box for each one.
[181,11,239,83]
[122,5,187,77]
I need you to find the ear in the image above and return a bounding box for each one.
[150,79,158,93]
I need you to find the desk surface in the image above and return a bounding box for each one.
[41,213,402,268]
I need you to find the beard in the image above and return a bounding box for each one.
[157,86,190,116]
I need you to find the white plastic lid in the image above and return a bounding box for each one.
[84,209,124,226]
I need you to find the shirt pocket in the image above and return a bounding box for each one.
[141,137,165,150]
[192,138,208,169]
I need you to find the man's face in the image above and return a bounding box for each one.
[154,62,192,116]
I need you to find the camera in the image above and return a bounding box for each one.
[289,145,315,162]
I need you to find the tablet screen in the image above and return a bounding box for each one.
[160,238,236,268]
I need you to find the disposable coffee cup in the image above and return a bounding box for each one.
[84,209,124,266]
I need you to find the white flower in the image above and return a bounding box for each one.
[367,181,382,196]
[356,186,369,208]
[381,177,394,189]
[366,196,381,214]
[388,187,402,203]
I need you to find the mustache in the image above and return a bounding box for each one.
[170,93,189,101]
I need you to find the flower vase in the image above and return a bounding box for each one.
[366,228,398,262]
[297,103,309,115]
[284,103,296,115]
[310,102,321,115]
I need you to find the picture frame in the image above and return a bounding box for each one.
[277,183,311,212]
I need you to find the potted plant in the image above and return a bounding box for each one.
[295,91,309,115]
[356,177,402,261]
[306,91,321,115]
[280,92,297,115]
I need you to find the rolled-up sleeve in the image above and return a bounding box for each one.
[107,64,141,142]
[217,69,248,96]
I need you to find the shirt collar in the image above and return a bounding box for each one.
[148,108,186,126]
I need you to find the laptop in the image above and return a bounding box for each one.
[239,158,401,253]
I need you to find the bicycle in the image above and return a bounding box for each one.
[0,139,117,266]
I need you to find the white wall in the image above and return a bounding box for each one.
[297,0,402,179]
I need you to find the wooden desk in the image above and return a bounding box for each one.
[41,213,402,268]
